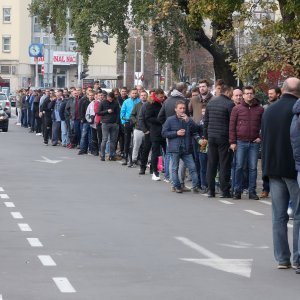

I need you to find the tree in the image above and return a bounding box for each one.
[29,0,299,87]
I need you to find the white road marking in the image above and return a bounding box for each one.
[175,236,253,278]
[219,200,234,205]
[0,194,9,199]
[0,294,2,300]
[288,223,293,228]
[259,200,272,206]
[0,187,4,191]
[11,212,23,219]
[219,241,269,249]
[27,238,43,247]
[18,223,32,232]
[35,156,62,164]
[38,255,56,266]
[4,202,15,208]
[53,277,76,293]
[244,210,264,216]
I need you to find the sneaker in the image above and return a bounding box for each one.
[220,192,232,198]
[207,191,215,198]
[233,193,241,200]
[277,263,291,269]
[16,123,21,126]
[181,186,191,192]
[171,186,176,192]
[152,173,161,181]
[175,188,183,193]
[260,191,269,198]
[78,150,87,155]
[287,207,294,219]
[296,268,300,274]
[139,168,146,175]
[164,178,170,183]
[121,160,128,166]
[243,189,249,195]
[43,141,48,146]
[100,156,105,161]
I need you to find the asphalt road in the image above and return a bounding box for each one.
[0,119,299,300]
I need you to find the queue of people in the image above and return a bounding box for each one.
[15,77,300,272]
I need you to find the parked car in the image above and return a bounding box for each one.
[0,105,9,132]
[9,94,16,107]
[0,92,11,118]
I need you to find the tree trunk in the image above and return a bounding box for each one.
[194,28,237,86]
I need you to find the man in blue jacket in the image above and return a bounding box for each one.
[162,100,200,193]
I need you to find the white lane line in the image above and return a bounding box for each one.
[219,200,234,205]
[53,277,76,293]
[4,202,15,208]
[27,238,43,247]
[11,212,23,219]
[38,255,57,266]
[288,223,293,228]
[0,187,4,191]
[18,223,32,232]
[0,194,9,199]
[244,210,264,216]
[259,200,272,206]
[0,294,2,300]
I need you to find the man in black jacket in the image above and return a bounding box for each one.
[261,77,300,270]
[98,92,120,161]
[203,85,234,198]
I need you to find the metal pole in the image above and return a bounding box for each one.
[154,59,159,89]
[77,53,82,87]
[164,64,168,92]
[133,37,137,87]
[123,61,127,87]
[237,27,240,87]
[141,34,144,86]
[35,59,39,87]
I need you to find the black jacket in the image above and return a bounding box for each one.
[145,101,164,142]
[261,93,298,179]
[79,98,90,123]
[130,102,143,130]
[98,99,120,124]
[203,94,234,142]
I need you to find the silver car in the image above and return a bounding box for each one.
[0,92,11,118]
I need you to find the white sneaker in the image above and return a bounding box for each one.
[16,123,21,126]
[36,133,42,136]
[152,173,161,181]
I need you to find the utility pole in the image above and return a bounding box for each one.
[133,37,137,87]
[140,30,144,86]
[123,61,127,87]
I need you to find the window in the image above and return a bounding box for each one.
[33,16,41,32]
[2,36,11,52]
[3,7,11,23]
[33,37,40,44]
[0,65,10,74]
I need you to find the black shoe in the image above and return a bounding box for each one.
[92,151,99,156]
[233,193,241,200]
[296,268,300,274]
[100,156,105,161]
[175,188,183,193]
[220,192,232,198]
[78,150,87,155]
[121,160,128,165]
[139,168,146,175]
[192,187,200,194]
[249,193,259,200]
[207,191,215,198]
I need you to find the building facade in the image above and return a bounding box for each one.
[0,0,118,93]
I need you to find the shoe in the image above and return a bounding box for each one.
[16,123,21,126]
[52,143,57,146]
[152,173,161,181]
[100,157,105,161]
[207,191,215,198]
[220,192,232,198]
[249,193,259,200]
[192,187,200,194]
[260,191,269,198]
[277,263,291,269]
[36,133,42,136]
[109,156,117,161]
[233,193,241,200]
[171,186,176,192]
[175,188,183,193]
[43,141,48,146]
[139,168,146,175]
[243,189,249,195]
[296,268,300,274]
[164,178,170,183]
[181,186,191,192]
[292,264,299,270]
[121,160,128,166]
[78,150,87,155]
[200,187,209,194]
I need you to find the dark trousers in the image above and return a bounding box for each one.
[96,123,102,150]
[52,121,61,145]
[123,123,133,160]
[207,139,232,194]
[27,109,32,127]
[21,109,28,127]
[263,176,270,193]
[151,140,166,175]
[44,122,52,144]
[35,117,42,133]
[30,111,35,131]
[140,133,152,169]
[91,127,99,154]
[117,123,124,154]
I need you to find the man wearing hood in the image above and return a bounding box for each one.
[229,86,264,200]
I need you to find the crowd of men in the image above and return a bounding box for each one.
[14,77,300,273]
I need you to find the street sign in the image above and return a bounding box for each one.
[82,79,94,88]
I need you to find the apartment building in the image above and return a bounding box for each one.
[0,0,118,93]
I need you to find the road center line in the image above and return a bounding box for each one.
[18,223,32,232]
[0,294,2,300]
[4,202,15,208]
[0,194,9,199]
[244,210,264,216]
[219,200,234,205]
[53,278,76,293]
[27,238,43,247]
[259,200,272,206]
[11,212,23,219]
[38,255,57,266]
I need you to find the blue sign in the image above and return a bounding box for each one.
[28,43,44,57]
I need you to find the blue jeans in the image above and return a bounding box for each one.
[198,152,208,188]
[298,172,300,188]
[269,176,300,265]
[80,123,91,152]
[61,120,70,146]
[52,121,61,145]
[233,141,259,194]
[164,151,171,180]
[171,152,198,189]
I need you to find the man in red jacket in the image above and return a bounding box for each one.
[229,86,264,200]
